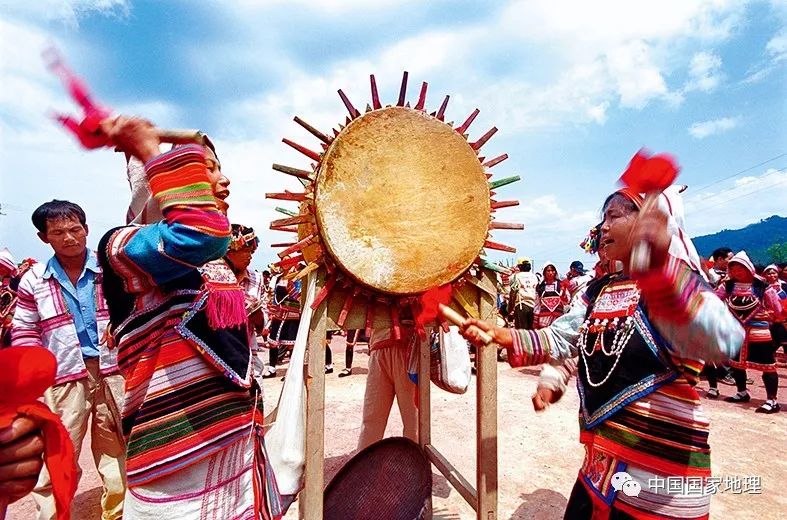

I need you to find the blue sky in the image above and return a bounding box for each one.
[1,0,785,274]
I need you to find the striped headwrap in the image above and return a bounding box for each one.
[229,224,259,252]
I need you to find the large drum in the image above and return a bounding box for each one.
[316,107,490,295]
[269,73,521,323]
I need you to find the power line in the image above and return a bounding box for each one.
[683,166,787,206]
[687,152,787,195]
[531,163,787,261]
[686,175,787,217]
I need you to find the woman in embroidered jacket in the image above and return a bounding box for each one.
[95,117,282,519]
[716,252,782,413]
[534,262,565,329]
[461,179,744,519]
[763,264,787,360]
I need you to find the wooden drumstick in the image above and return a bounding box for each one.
[156,129,204,144]
[438,303,494,345]
[629,193,659,272]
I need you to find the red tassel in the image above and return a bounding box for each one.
[415,284,452,331]
[205,287,247,330]
[337,287,361,328]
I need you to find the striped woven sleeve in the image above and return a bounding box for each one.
[638,256,744,363]
[508,298,585,367]
[10,270,42,346]
[108,144,231,288]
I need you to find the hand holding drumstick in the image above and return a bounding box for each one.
[455,316,512,348]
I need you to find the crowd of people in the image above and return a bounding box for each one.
[0,114,784,520]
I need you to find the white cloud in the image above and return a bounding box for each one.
[494,194,599,272]
[0,0,777,274]
[498,0,743,53]
[605,40,669,108]
[684,51,723,92]
[220,0,747,135]
[766,29,787,62]
[688,116,740,139]
[734,176,757,186]
[741,28,787,84]
[235,0,417,14]
[3,0,129,26]
[684,168,787,235]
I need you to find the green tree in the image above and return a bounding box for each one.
[766,242,787,263]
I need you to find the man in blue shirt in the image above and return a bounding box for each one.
[12,200,125,520]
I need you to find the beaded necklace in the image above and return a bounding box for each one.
[576,280,641,388]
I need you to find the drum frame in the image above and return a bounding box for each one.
[269,72,524,519]
[298,267,499,520]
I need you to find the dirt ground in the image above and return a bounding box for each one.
[9,336,787,519]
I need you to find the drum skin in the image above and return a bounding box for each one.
[314,106,490,295]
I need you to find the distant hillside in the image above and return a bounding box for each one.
[693,215,787,265]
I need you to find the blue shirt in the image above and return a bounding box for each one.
[43,250,101,359]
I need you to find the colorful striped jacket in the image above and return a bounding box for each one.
[100,144,261,487]
[505,257,744,478]
[11,252,116,384]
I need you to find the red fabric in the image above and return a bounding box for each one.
[46,48,113,150]
[619,148,679,194]
[0,347,76,520]
[415,284,452,335]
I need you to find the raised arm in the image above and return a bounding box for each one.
[101,118,230,291]
[636,256,743,363]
